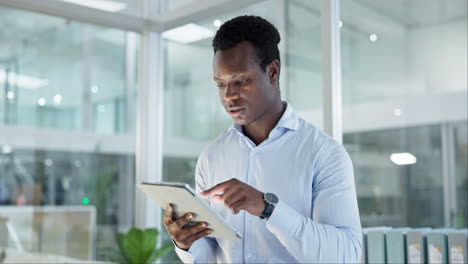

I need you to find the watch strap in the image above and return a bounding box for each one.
[260,199,275,219]
[262,203,275,218]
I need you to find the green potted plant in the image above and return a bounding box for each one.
[107,227,173,264]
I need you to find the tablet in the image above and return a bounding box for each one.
[136,182,242,241]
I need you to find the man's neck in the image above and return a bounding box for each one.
[242,101,286,146]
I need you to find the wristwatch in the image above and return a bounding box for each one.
[260,193,278,219]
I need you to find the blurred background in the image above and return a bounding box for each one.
[0,0,466,262]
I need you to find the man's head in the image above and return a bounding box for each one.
[212,15,282,126]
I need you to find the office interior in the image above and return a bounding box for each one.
[0,0,466,263]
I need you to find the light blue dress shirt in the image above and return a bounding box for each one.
[175,102,362,263]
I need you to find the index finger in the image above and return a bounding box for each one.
[163,203,174,225]
[200,181,231,197]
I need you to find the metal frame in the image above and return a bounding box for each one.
[321,0,343,143]
[0,0,146,33]
[134,0,165,230]
[441,123,458,227]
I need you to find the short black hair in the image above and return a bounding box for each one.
[212,15,281,71]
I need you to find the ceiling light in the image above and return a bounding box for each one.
[390,152,417,165]
[339,20,343,28]
[162,23,215,44]
[2,145,12,154]
[0,70,48,89]
[370,34,378,42]
[54,94,62,105]
[7,91,14,100]
[213,19,222,28]
[60,0,127,12]
[91,85,99,94]
[38,97,46,106]
[393,108,402,116]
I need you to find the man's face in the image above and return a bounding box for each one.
[213,41,279,126]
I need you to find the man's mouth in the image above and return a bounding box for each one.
[228,108,245,116]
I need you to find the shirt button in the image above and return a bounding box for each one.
[247,253,252,258]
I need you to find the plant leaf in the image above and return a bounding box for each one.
[123,228,145,264]
[146,242,174,264]
[140,228,158,262]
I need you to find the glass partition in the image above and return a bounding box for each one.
[0,6,137,262]
[0,7,139,134]
[341,0,467,228]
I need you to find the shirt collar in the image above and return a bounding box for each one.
[229,101,299,134]
[276,101,299,131]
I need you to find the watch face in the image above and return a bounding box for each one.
[265,193,278,204]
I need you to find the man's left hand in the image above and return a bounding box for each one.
[200,178,264,216]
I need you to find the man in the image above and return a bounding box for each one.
[163,15,362,263]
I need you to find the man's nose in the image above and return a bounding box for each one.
[224,84,240,101]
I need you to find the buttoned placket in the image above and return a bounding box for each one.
[237,128,282,263]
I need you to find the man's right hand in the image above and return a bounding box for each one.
[163,204,212,250]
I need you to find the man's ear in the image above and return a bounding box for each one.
[268,59,280,84]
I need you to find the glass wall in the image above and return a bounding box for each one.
[0,6,137,262]
[344,125,444,227]
[0,150,134,260]
[341,0,467,103]
[341,0,467,228]
[285,0,322,112]
[0,7,138,133]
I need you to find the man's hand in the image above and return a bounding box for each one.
[200,178,265,216]
[163,204,212,250]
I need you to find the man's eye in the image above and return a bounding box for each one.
[238,79,249,85]
[217,83,226,88]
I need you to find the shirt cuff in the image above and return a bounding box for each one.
[265,200,302,242]
[172,239,195,263]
